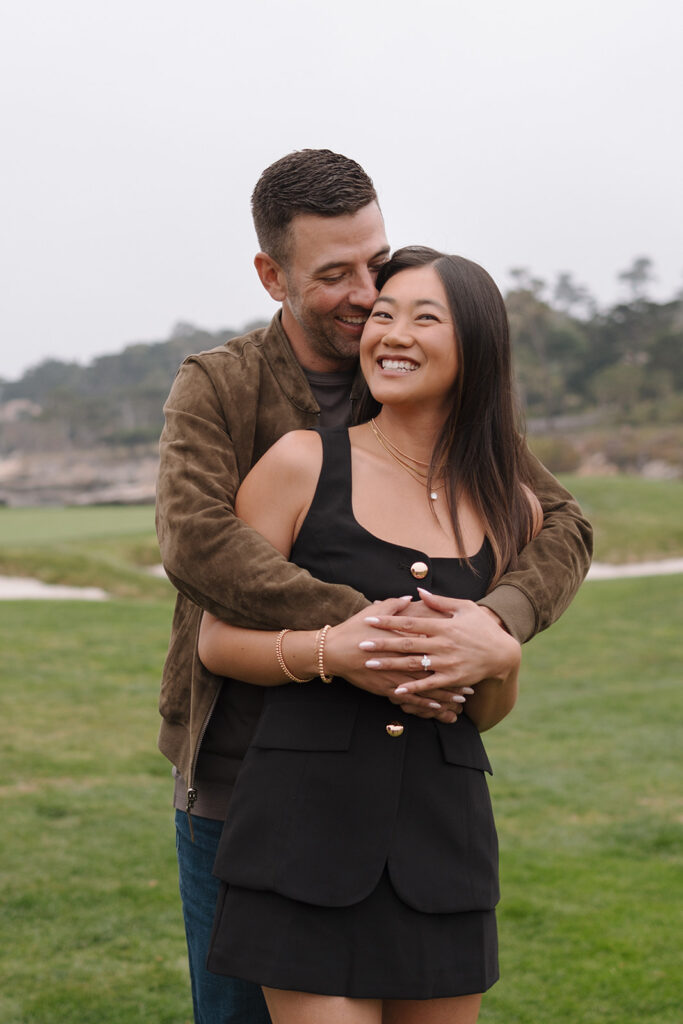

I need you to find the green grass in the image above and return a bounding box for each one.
[0,505,170,600]
[1,492,682,1021]
[0,505,158,546]
[482,574,683,1022]
[0,599,189,1024]
[559,475,683,563]
[1,578,681,1022]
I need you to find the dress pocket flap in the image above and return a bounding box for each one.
[251,700,358,751]
[435,718,493,774]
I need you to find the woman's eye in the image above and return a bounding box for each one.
[417,313,438,321]
[372,310,391,319]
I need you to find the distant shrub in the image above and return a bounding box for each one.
[528,436,581,473]
[653,393,683,425]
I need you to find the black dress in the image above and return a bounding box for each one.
[207,429,500,998]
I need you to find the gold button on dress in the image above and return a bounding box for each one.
[410,561,429,579]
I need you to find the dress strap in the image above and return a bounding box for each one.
[310,428,353,517]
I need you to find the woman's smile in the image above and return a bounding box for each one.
[376,357,420,373]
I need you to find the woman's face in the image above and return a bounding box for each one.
[360,265,458,413]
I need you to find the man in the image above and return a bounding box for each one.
[156,149,592,1024]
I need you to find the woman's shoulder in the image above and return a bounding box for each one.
[256,428,322,467]
[239,430,322,503]
[235,430,324,553]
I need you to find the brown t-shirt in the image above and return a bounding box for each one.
[173,369,356,820]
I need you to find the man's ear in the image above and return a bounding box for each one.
[254,252,287,302]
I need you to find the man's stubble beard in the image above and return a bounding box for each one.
[285,291,363,365]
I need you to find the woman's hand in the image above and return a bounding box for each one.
[357,589,521,695]
[324,597,470,720]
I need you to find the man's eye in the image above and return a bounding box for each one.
[320,274,345,283]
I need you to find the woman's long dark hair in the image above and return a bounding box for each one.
[356,246,535,584]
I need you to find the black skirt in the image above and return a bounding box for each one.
[207,867,498,1000]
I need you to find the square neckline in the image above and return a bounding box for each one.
[340,428,489,567]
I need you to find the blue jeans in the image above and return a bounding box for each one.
[175,809,271,1024]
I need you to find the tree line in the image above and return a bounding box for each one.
[508,258,682,425]
[1,258,681,456]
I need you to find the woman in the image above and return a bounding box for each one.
[198,248,543,1024]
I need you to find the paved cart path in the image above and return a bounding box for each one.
[586,558,683,580]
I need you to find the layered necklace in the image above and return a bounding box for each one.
[370,418,443,501]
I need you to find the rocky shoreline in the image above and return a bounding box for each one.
[0,441,680,508]
[0,447,159,507]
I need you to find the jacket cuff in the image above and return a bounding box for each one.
[478,584,537,644]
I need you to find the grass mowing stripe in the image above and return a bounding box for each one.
[559,475,683,563]
[2,478,683,570]
[0,505,157,546]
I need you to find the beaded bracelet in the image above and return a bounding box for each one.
[316,624,334,683]
[275,628,312,684]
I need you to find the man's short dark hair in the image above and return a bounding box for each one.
[251,149,378,266]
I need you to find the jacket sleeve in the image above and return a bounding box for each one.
[478,447,593,643]
[155,358,369,630]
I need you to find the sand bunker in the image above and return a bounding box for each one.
[0,576,108,600]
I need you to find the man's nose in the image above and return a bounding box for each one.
[347,269,379,309]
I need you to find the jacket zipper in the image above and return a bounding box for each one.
[185,685,220,844]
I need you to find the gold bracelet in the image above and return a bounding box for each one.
[275,629,312,684]
[316,624,334,683]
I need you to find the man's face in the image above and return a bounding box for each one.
[280,202,390,371]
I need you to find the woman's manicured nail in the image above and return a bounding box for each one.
[358,641,376,650]
[394,686,408,695]
[428,702,442,710]
[364,616,380,624]
[364,659,381,668]
[417,587,433,596]
[451,695,466,703]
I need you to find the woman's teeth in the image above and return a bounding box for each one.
[380,359,418,372]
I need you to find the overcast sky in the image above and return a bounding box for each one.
[1,0,681,382]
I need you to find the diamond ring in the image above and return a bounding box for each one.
[420,654,432,670]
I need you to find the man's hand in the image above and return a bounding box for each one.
[357,589,521,697]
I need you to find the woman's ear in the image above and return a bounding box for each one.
[254,252,287,302]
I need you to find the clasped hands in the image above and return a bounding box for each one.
[324,589,521,724]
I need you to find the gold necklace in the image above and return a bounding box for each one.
[370,420,443,501]
[370,418,430,467]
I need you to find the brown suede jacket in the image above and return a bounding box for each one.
[156,313,593,794]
